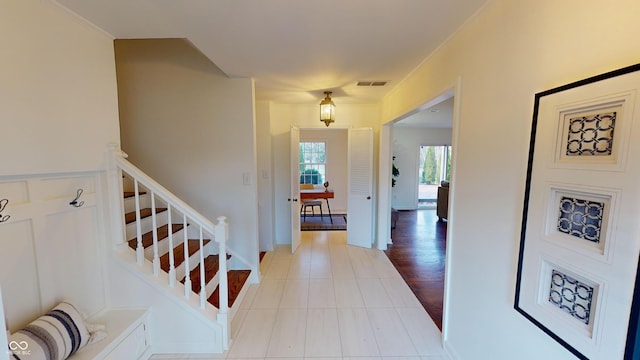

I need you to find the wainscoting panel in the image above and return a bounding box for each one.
[0,218,41,329]
[0,174,105,330]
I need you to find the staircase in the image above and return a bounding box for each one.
[108,148,253,351]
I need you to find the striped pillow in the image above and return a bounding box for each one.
[8,302,90,360]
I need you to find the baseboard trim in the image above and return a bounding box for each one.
[444,338,461,360]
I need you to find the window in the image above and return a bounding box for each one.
[419,145,451,185]
[417,145,451,207]
[299,141,326,184]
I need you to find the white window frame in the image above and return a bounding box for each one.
[299,141,326,185]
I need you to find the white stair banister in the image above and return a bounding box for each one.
[199,227,206,309]
[110,149,235,348]
[114,154,218,233]
[216,216,229,350]
[106,143,127,246]
[182,213,191,299]
[167,204,176,287]
[216,216,229,314]
[151,192,160,276]
[134,179,144,266]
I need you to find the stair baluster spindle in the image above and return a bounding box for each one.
[199,227,206,309]
[151,192,160,276]
[183,214,191,299]
[134,180,144,266]
[167,204,176,287]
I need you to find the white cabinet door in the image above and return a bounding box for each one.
[290,126,301,253]
[347,128,374,248]
[103,323,148,360]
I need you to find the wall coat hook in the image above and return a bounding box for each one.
[69,189,84,208]
[0,198,10,223]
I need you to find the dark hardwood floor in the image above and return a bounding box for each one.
[385,209,446,330]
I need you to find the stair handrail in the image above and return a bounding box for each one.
[108,146,230,349]
[114,156,219,235]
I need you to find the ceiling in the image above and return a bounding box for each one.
[394,96,454,128]
[54,0,487,107]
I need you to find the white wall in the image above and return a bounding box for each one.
[0,0,119,322]
[115,39,258,269]
[106,258,224,353]
[0,0,119,332]
[381,0,640,358]
[300,128,348,214]
[0,0,120,176]
[392,127,452,210]
[267,103,380,245]
[256,100,274,251]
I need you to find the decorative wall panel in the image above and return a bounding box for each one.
[515,63,640,360]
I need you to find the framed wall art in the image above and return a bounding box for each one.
[514,63,640,360]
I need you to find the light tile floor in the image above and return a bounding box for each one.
[151,231,448,360]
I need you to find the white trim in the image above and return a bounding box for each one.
[376,124,393,249]
[377,76,463,347]
[0,286,8,360]
[48,1,116,39]
[444,336,462,360]
[442,76,463,344]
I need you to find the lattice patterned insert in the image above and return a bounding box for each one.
[549,269,593,325]
[557,196,604,243]
[566,112,616,156]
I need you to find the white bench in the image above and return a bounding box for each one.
[70,308,150,360]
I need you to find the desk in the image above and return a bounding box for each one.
[300,189,334,223]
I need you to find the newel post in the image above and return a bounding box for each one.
[215,216,230,349]
[106,143,127,246]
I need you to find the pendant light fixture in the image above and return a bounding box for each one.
[319,91,335,127]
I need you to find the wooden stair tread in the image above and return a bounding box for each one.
[123,182,252,312]
[127,223,185,250]
[125,207,167,224]
[208,270,251,308]
[181,255,222,294]
[159,239,211,272]
[123,191,147,198]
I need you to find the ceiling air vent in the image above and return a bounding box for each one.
[357,81,388,87]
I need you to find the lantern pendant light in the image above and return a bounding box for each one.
[319,91,335,127]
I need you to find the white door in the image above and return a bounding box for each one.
[290,126,301,253]
[347,128,374,248]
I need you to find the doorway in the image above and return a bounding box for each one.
[291,127,375,249]
[377,82,460,339]
[417,145,451,209]
[297,130,348,233]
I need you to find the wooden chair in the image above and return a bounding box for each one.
[300,184,324,222]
